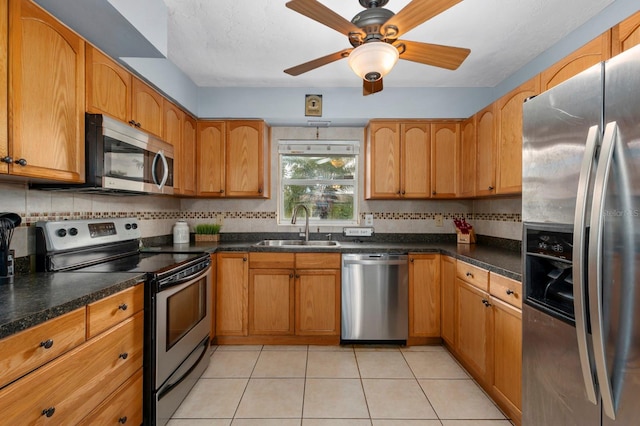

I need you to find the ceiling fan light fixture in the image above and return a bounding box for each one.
[348,41,399,81]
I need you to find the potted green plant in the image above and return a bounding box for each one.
[194,223,222,242]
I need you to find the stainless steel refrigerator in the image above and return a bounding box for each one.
[522,43,640,425]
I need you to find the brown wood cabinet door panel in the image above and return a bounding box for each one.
[181,114,198,196]
[216,253,248,336]
[366,122,401,198]
[475,105,496,196]
[440,255,456,347]
[86,284,144,339]
[131,77,163,137]
[78,368,143,426]
[409,254,441,337]
[614,10,640,54]
[0,312,143,425]
[430,122,458,198]
[0,1,7,175]
[492,297,522,417]
[458,117,476,198]
[85,46,130,122]
[295,253,341,269]
[250,252,295,269]
[295,270,340,336]
[226,120,264,197]
[401,122,430,198]
[9,0,85,182]
[249,269,295,335]
[197,121,225,196]
[0,307,86,389]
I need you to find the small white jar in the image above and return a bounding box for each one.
[173,221,190,244]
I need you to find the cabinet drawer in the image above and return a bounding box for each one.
[457,261,489,292]
[0,311,143,425]
[249,252,295,269]
[87,284,144,338]
[0,308,86,389]
[78,368,143,426]
[490,273,522,309]
[295,253,341,269]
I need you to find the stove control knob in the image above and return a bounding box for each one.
[56,229,67,238]
[131,223,138,230]
[69,227,78,236]
[125,223,132,230]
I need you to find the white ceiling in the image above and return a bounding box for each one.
[162,0,614,89]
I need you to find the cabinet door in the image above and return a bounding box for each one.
[181,114,198,196]
[216,253,248,336]
[249,268,294,335]
[197,121,225,197]
[613,10,640,54]
[366,121,401,199]
[131,77,163,137]
[408,254,440,338]
[78,368,143,426]
[492,297,522,421]
[540,31,612,91]
[9,0,85,182]
[458,116,476,198]
[0,1,7,175]
[495,76,539,195]
[440,255,456,348]
[295,269,340,336]
[226,120,267,197]
[85,45,131,123]
[163,100,183,192]
[401,122,430,198]
[456,278,492,386]
[475,105,496,196]
[430,122,458,198]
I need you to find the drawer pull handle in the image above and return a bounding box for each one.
[482,299,492,307]
[40,339,54,349]
[41,407,55,418]
[119,352,129,360]
[118,416,128,424]
[118,303,128,311]
[506,289,515,295]
[466,272,474,278]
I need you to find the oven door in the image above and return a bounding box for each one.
[155,264,211,388]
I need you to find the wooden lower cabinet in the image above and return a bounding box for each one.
[78,368,143,426]
[216,252,249,336]
[440,255,456,347]
[408,253,441,344]
[295,267,340,336]
[249,268,295,335]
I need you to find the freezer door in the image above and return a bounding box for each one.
[522,64,603,225]
[592,44,640,425]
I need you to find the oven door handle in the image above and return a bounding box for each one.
[157,263,211,291]
[157,336,210,400]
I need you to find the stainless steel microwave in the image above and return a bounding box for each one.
[32,114,174,195]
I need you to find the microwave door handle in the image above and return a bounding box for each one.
[573,125,600,405]
[588,121,619,420]
[152,150,169,189]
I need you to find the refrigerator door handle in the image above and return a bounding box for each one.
[588,121,618,420]
[573,125,600,405]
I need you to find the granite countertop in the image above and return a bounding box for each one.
[0,272,144,339]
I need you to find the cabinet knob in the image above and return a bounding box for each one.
[40,339,54,349]
[401,190,406,195]
[128,120,137,126]
[243,257,247,262]
[41,407,56,418]
[14,158,27,166]
[432,191,437,195]
[220,189,225,194]
[396,190,401,195]
[506,289,515,295]
[488,186,494,191]
[258,187,263,194]
[289,274,294,278]
[410,258,414,263]
[119,352,129,360]
[482,299,492,307]
[118,416,128,424]
[295,274,300,279]
[1,156,12,164]
[466,272,474,278]
[118,303,128,311]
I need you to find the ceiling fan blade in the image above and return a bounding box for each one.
[383,0,462,39]
[284,48,353,76]
[286,0,365,37]
[363,78,383,96]
[397,40,470,70]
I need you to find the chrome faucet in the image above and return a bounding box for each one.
[291,205,310,242]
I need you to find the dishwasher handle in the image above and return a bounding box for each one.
[343,254,408,266]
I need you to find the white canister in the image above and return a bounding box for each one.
[173,221,190,244]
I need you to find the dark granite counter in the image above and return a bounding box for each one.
[0,272,144,339]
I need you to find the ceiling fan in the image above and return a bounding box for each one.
[284,0,471,95]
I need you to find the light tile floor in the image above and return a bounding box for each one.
[168,345,514,426]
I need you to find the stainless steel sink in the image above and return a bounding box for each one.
[254,239,340,247]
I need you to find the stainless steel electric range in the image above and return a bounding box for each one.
[36,218,212,426]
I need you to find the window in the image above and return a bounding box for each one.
[279,141,359,225]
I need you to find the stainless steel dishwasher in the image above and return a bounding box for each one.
[341,253,408,343]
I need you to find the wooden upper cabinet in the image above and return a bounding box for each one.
[613,10,640,55]
[8,0,85,182]
[475,104,496,196]
[366,121,401,198]
[431,122,459,199]
[495,76,540,195]
[163,100,183,192]
[401,122,431,198]
[226,120,269,198]
[540,31,612,91]
[85,45,131,123]
[131,77,163,137]
[180,114,198,196]
[458,116,476,198]
[197,121,225,197]
[0,1,7,175]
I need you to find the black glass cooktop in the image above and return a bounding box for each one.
[74,252,207,274]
